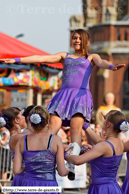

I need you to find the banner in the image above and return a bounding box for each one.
[31,69,58,91]
[0,69,30,86]
[0,68,59,91]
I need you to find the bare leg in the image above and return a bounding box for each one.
[70,113,85,146]
[66,113,85,180]
[48,114,62,135]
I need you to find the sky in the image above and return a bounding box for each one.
[0,0,82,54]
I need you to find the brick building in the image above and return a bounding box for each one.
[69,0,129,111]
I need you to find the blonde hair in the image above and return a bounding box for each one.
[104,92,116,105]
[29,106,50,132]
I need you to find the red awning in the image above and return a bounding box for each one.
[0,32,63,69]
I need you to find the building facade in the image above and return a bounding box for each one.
[69,0,129,110]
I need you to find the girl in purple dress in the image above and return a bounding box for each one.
[13,106,70,194]
[122,140,129,193]
[0,29,126,180]
[0,107,26,186]
[65,110,129,194]
[0,106,35,187]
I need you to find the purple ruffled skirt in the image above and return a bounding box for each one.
[10,173,25,194]
[11,173,24,186]
[47,88,93,126]
[88,182,123,194]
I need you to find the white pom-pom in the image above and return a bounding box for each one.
[0,117,6,128]
[119,121,129,132]
[30,114,41,124]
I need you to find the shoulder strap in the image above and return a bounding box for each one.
[9,136,13,149]
[106,140,115,156]
[47,134,54,149]
[24,135,28,151]
[65,53,69,59]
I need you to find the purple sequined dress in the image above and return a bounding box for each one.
[9,137,25,186]
[88,141,123,194]
[122,152,129,193]
[21,134,59,194]
[47,53,93,126]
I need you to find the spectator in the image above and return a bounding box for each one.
[94,123,102,136]
[96,93,120,126]
[0,127,11,186]
[90,116,96,130]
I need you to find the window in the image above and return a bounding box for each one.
[117,30,121,41]
[105,9,111,21]
[125,30,127,41]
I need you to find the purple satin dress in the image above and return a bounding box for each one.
[21,134,60,194]
[88,141,123,194]
[122,152,129,194]
[47,53,93,126]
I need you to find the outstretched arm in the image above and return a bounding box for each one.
[0,52,66,64]
[92,54,126,71]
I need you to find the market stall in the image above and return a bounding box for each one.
[0,32,63,109]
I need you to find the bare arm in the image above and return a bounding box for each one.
[84,125,102,144]
[92,54,126,70]
[65,141,106,165]
[0,52,66,64]
[96,108,103,126]
[13,137,25,175]
[10,134,24,151]
[85,131,95,145]
[124,140,129,152]
[0,133,9,145]
[55,136,70,176]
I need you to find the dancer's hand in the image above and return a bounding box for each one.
[111,64,126,71]
[0,58,15,63]
[80,144,92,154]
[83,144,92,150]
[65,146,73,155]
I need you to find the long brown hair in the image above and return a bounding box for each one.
[72,29,91,58]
